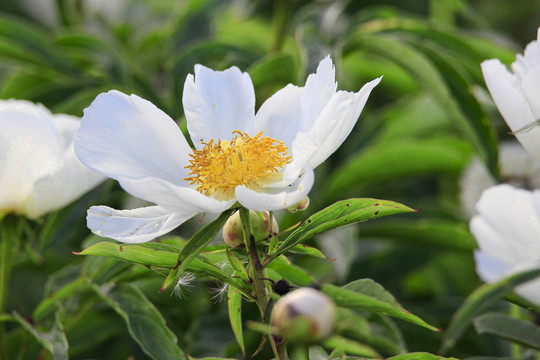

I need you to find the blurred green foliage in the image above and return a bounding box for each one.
[2,0,540,359]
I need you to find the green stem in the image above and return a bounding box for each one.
[239,208,287,360]
[0,216,18,360]
[240,208,267,316]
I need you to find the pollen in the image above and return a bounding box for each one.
[184,131,292,200]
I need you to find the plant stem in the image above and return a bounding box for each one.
[239,208,287,360]
[0,216,18,360]
[240,208,267,316]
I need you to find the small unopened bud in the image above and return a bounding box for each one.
[271,287,335,343]
[273,279,292,296]
[223,210,278,248]
[251,211,278,241]
[287,197,310,213]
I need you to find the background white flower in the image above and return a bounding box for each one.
[482,27,540,160]
[75,56,381,243]
[0,99,105,220]
[470,184,540,305]
[460,142,540,217]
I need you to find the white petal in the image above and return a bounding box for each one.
[520,66,540,118]
[516,273,540,305]
[183,65,255,148]
[300,55,337,131]
[474,184,540,259]
[87,205,198,243]
[75,90,192,183]
[512,32,540,81]
[308,77,382,169]
[235,166,314,211]
[470,214,523,265]
[118,176,236,214]
[49,114,81,145]
[474,251,510,284]
[254,56,338,148]
[470,184,540,303]
[0,100,64,215]
[24,143,105,219]
[254,84,302,147]
[481,59,540,159]
[281,77,381,183]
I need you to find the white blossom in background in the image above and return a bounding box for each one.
[460,142,540,217]
[75,56,381,243]
[482,27,540,160]
[470,184,540,305]
[0,100,105,220]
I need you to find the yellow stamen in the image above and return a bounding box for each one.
[184,131,292,200]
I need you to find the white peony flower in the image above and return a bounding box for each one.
[74,56,381,243]
[482,27,540,160]
[460,142,540,217]
[470,184,540,305]
[0,99,105,220]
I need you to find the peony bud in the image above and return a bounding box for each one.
[223,210,278,248]
[271,287,335,343]
[287,197,310,213]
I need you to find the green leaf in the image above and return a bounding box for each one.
[226,249,250,283]
[188,357,239,360]
[409,39,498,177]
[322,336,380,358]
[325,137,471,198]
[76,241,179,268]
[76,241,251,298]
[503,292,540,315]
[267,257,315,287]
[92,282,185,360]
[440,268,540,354]
[0,314,14,323]
[33,277,89,321]
[322,279,439,331]
[269,198,416,261]
[0,15,76,73]
[227,288,245,356]
[289,345,309,360]
[358,219,477,251]
[55,32,126,81]
[162,209,234,291]
[387,352,459,360]
[335,308,405,355]
[65,311,125,357]
[289,244,332,260]
[1,71,52,99]
[13,311,69,360]
[190,254,249,295]
[473,312,540,350]
[345,33,495,173]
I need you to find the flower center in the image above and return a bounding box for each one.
[184,131,292,200]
